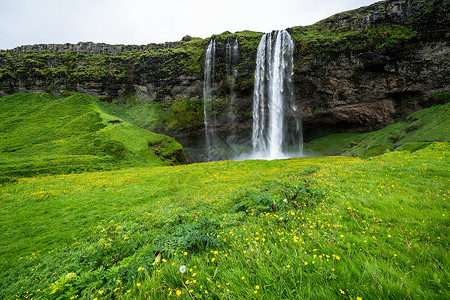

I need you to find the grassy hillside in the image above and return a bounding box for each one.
[304,100,450,157]
[0,93,186,178]
[0,143,448,299]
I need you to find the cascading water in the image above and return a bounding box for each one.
[232,38,239,81]
[203,37,240,161]
[226,38,239,82]
[252,30,302,159]
[203,39,216,160]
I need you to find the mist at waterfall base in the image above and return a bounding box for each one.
[202,30,303,162]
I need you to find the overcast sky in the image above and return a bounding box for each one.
[0,0,380,50]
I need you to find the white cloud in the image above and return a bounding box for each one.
[0,0,379,49]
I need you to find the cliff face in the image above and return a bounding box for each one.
[0,0,448,147]
[290,0,450,138]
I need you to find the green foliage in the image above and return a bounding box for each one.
[305,101,450,157]
[153,219,223,255]
[430,91,450,102]
[167,98,204,131]
[49,272,78,299]
[361,144,390,158]
[0,93,186,177]
[365,24,417,51]
[231,179,325,215]
[0,176,18,185]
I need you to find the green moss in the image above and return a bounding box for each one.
[365,24,418,52]
[430,91,450,102]
[167,98,204,132]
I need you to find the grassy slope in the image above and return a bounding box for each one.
[0,93,185,177]
[0,143,448,299]
[304,101,450,157]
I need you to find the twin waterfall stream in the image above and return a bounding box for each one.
[203,30,303,161]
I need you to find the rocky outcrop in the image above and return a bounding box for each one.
[0,0,448,151]
[287,0,450,138]
[294,39,450,137]
[9,41,182,55]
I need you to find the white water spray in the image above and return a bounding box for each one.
[251,30,302,160]
[203,39,216,160]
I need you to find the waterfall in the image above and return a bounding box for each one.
[252,30,302,159]
[232,38,239,82]
[226,38,239,88]
[226,39,232,76]
[203,39,216,160]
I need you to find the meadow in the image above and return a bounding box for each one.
[1,142,448,299]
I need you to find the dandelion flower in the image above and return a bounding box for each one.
[357,297,362,300]
[180,265,186,273]
[256,285,260,290]
[136,283,141,287]
[340,289,345,294]
[176,290,181,296]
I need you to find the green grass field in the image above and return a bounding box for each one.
[0,93,449,299]
[1,143,448,299]
[0,93,185,179]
